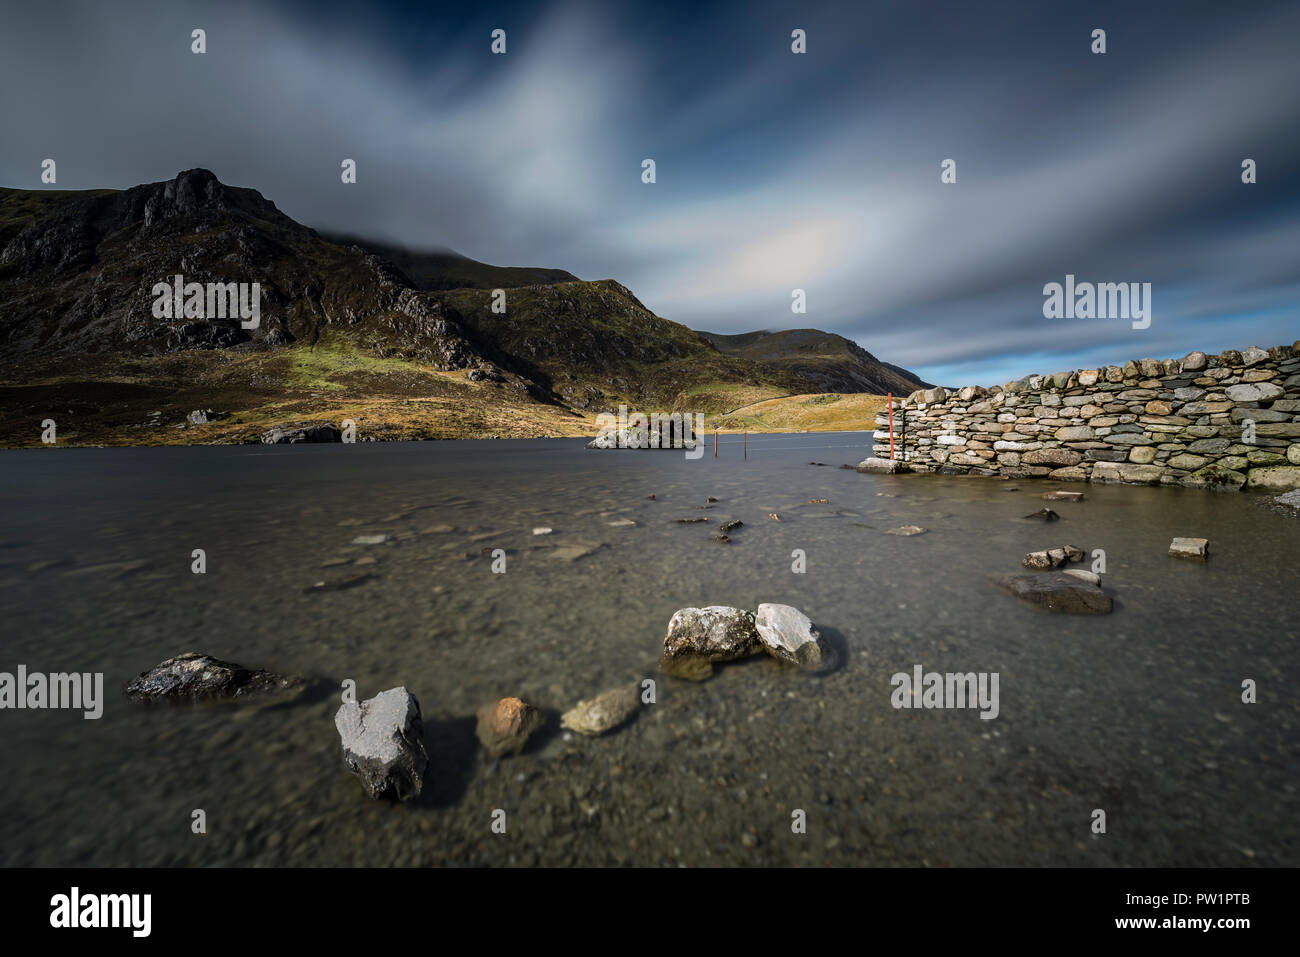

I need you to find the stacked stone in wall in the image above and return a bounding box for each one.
[871,342,1300,492]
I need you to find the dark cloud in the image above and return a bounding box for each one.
[1,0,1296,384]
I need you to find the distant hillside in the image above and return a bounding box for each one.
[0,169,928,445]
[328,235,579,291]
[699,328,931,395]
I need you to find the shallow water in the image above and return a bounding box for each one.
[1,433,1296,866]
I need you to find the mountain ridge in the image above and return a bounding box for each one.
[0,169,929,445]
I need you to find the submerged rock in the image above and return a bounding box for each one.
[1169,537,1209,561]
[335,687,429,800]
[475,696,543,758]
[856,457,908,474]
[754,603,829,669]
[561,683,641,735]
[884,524,926,536]
[125,652,303,700]
[992,573,1113,614]
[719,520,743,532]
[1041,490,1084,501]
[1276,490,1300,508]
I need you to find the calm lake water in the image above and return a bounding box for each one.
[1,433,1296,866]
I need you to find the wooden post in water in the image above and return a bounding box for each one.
[744,431,747,459]
[888,392,895,460]
[714,431,718,458]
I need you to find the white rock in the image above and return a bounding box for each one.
[334,687,428,800]
[754,603,829,669]
[1168,537,1209,560]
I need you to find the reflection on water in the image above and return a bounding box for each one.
[0,435,1296,866]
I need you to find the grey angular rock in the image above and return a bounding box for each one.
[754,603,829,668]
[334,687,429,801]
[125,652,303,700]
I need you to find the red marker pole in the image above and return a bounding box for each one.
[888,392,895,460]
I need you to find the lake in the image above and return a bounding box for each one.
[0,433,1295,866]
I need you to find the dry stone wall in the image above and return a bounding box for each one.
[872,342,1300,492]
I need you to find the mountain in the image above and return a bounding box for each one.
[699,329,932,395]
[0,169,928,445]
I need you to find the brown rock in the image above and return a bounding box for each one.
[476,696,543,757]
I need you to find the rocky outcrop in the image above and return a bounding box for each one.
[125,652,303,699]
[261,420,342,444]
[334,687,429,800]
[872,343,1300,492]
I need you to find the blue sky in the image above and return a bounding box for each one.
[1,0,1297,385]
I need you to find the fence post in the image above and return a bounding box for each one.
[888,392,894,460]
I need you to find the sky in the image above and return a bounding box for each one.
[1,0,1297,385]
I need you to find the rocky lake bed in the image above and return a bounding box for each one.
[0,434,1296,866]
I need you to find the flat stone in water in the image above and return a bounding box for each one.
[991,572,1113,614]
[1024,508,1060,521]
[1169,537,1209,560]
[1042,490,1084,501]
[884,525,926,536]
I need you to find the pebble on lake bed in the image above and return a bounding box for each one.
[476,696,543,758]
[335,687,429,801]
[561,683,641,736]
[1169,537,1209,560]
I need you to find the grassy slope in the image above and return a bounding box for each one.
[436,280,799,413]
[0,331,596,446]
[707,392,888,432]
